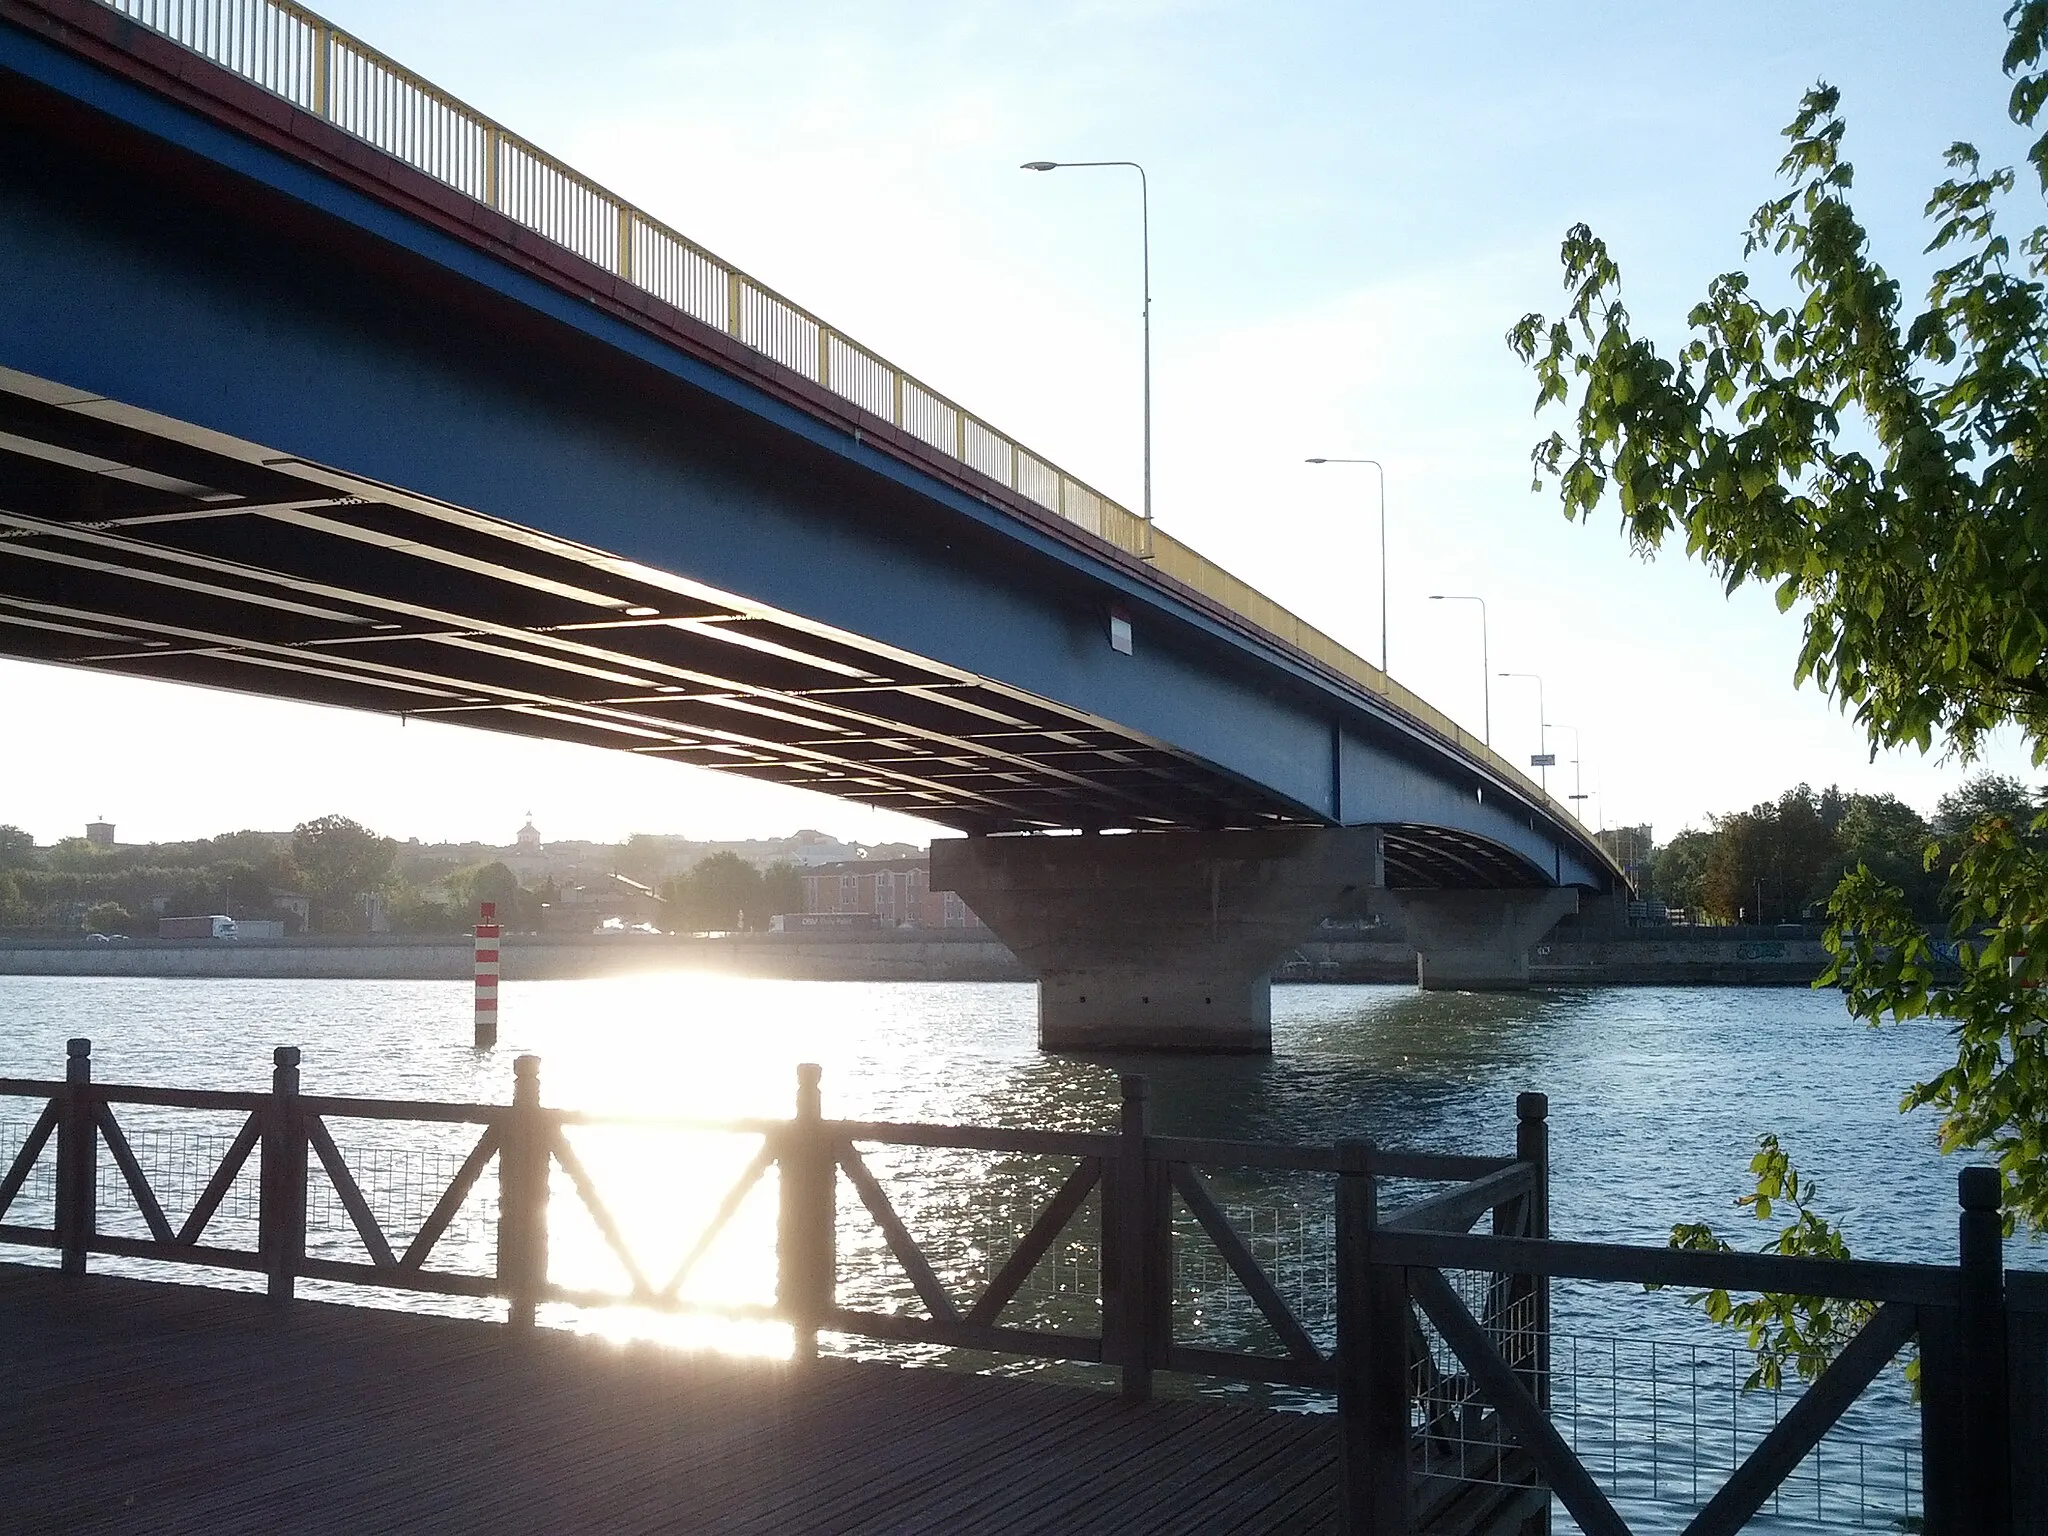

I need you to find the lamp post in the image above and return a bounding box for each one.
[1305,457,1388,673]
[1498,671,1548,793]
[1022,159,1152,558]
[1427,594,1489,745]
[1551,721,1586,821]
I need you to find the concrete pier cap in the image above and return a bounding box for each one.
[930,825,1384,1053]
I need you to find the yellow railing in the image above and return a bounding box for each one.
[93,0,1601,854]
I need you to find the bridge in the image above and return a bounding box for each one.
[0,0,1623,1048]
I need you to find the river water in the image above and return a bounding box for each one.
[0,976,2028,1531]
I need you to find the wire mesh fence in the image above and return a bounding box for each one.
[1408,1272,1922,1533]
[1,1113,501,1271]
[0,1116,1932,1530]
[827,1165,1926,1532]
[1545,1329,1920,1532]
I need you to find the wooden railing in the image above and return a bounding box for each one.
[1,1038,2039,1534]
[1355,1170,2046,1535]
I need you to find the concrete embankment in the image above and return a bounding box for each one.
[0,928,1832,985]
[1284,932,1832,986]
[0,932,1032,982]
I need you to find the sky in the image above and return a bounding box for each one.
[6,0,2042,848]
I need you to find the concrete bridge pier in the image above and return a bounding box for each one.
[930,827,1383,1053]
[1369,888,1580,990]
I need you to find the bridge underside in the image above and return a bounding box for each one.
[0,0,1617,1050]
[0,367,1544,889]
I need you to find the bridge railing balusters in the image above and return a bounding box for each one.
[79,0,1625,861]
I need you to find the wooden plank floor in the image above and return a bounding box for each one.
[0,1266,1336,1533]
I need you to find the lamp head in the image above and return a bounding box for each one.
[1020,161,1059,171]
[1429,594,1446,600]
[1304,457,1328,464]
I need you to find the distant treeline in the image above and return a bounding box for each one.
[0,825,300,934]
[1647,772,2039,925]
[0,818,809,936]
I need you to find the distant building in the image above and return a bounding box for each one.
[85,820,114,848]
[517,815,541,852]
[799,859,983,929]
[542,872,667,932]
[1596,825,1656,918]
[1596,825,1653,879]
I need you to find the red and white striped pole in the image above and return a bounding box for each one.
[474,900,500,1048]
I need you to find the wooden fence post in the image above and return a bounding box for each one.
[259,1046,305,1301]
[1103,1073,1158,1403]
[1922,1165,2010,1535]
[1515,1092,1553,1534]
[2012,1280,2046,1536]
[1959,1166,2010,1534]
[497,1054,548,1328]
[777,1062,835,1364]
[1336,1136,1409,1535]
[56,1037,94,1277]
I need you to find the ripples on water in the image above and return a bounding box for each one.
[0,976,2027,1532]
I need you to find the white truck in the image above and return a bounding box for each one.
[158,914,238,940]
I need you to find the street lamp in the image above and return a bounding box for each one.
[1305,457,1388,673]
[1550,721,1587,820]
[1021,159,1152,558]
[1498,671,1549,793]
[1427,594,1489,745]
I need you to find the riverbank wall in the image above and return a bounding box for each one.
[0,931,1029,982]
[1280,931,1831,986]
[0,928,1832,985]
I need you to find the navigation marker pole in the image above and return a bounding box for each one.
[474,901,500,1048]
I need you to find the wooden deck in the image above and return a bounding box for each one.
[0,1266,1337,1533]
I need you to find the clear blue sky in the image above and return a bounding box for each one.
[6,0,2037,846]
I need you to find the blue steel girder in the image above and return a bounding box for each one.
[0,0,1617,891]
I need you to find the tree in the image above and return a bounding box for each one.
[663,851,763,932]
[81,901,130,933]
[760,861,802,922]
[0,825,36,872]
[616,833,675,886]
[42,837,104,874]
[1511,3,2048,1228]
[1651,827,1714,915]
[1932,770,2038,836]
[440,861,530,929]
[1700,786,1844,924]
[291,815,398,932]
[1835,793,1940,917]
